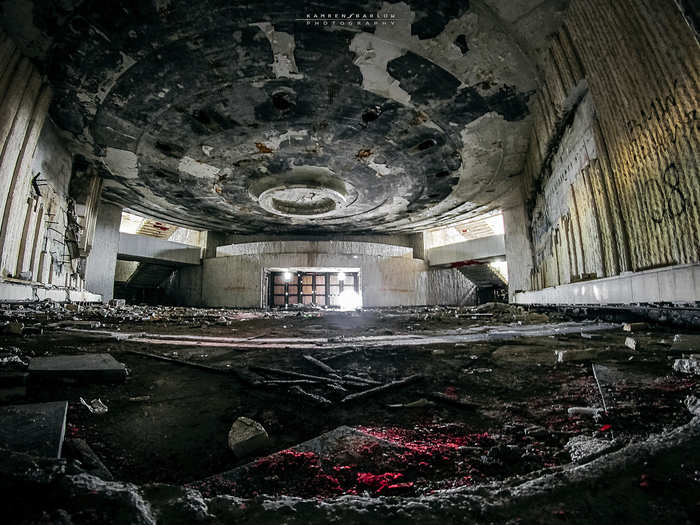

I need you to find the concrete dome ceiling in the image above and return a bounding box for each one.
[1,0,569,233]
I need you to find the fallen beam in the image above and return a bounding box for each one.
[250,366,342,384]
[303,354,336,374]
[341,374,423,403]
[289,386,333,407]
[427,391,478,409]
[123,349,262,386]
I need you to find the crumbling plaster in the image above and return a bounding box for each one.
[0,0,569,234]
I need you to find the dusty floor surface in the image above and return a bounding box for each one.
[0,302,698,523]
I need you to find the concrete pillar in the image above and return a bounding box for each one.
[84,202,122,302]
[204,231,230,258]
[411,232,425,260]
[503,203,534,301]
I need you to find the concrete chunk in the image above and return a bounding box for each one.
[673,358,700,375]
[227,417,270,458]
[0,401,68,458]
[29,353,127,383]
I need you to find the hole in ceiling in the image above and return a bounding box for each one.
[417,138,437,151]
[272,92,292,111]
[362,107,382,123]
[454,34,469,54]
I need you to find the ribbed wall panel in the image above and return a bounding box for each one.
[523,0,699,290]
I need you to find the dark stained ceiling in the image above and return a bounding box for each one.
[1,0,569,233]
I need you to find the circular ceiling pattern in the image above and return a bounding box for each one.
[249,167,351,219]
[8,0,542,233]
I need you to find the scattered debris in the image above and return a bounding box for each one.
[673,358,699,375]
[227,417,270,458]
[624,337,637,350]
[1,321,24,335]
[80,397,108,414]
[567,407,604,420]
[465,367,493,374]
[341,375,423,403]
[685,395,700,416]
[0,349,28,367]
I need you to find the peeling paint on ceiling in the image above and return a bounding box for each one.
[0,0,569,233]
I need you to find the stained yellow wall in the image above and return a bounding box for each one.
[523,0,699,290]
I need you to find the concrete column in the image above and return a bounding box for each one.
[84,202,122,302]
[411,232,425,260]
[204,231,230,258]
[503,203,534,301]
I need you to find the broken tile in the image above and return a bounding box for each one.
[29,354,127,384]
[0,401,68,458]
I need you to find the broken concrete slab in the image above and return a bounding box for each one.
[0,401,68,458]
[673,358,700,375]
[29,353,127,383]
[227,417,270,458]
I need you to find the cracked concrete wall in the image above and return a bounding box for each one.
[167,254,473,307]
[520,0,699,296]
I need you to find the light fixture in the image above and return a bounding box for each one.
[283,271,292,282]
[337,271,346,281]
[338,289,361,311]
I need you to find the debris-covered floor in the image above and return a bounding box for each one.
[1,302,699,524]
